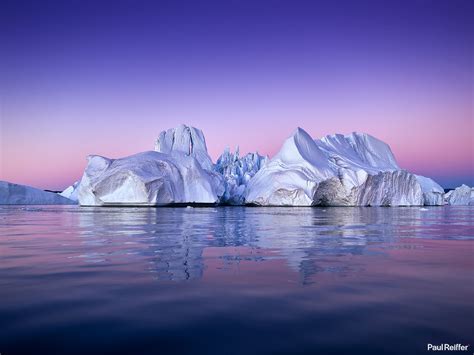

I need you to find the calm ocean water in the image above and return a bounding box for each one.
[0,206,473,355]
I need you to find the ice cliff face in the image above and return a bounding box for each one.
[78,151,224,206]
[0,181,75,205]
[214,147,268,204]
[313,171,423,206]
[154,124,213,171]
[444,185,474,205]
[246,128,442,206]
[415,175,445,206]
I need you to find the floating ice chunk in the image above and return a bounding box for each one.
[444,184,474,205]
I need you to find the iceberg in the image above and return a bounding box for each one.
[0,181,76,205]
[63,124,452,207]
[315,133,442,205]
[245,128,443,206]
[444,184,474,205]
[77,151,224,206]
[214,147,268,204]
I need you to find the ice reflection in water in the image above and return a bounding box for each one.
[67,206,474,282]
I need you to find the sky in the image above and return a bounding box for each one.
[1,0,473,190]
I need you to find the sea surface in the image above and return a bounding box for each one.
[0,206,473,355]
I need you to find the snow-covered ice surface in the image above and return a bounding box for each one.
[246,129,443,206]
[214,147,268,204]
[315,132,400,172]
[444,185,474,206]
[77,151,224,206]
[0,181,75,205]
[245,128,335,206]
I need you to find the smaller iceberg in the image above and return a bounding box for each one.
[444,184,474,205]
[0,181,76,205]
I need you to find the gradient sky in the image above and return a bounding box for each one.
[1,0,473,190]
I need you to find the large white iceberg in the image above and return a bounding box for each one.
[444,184,474,205]
[76,124,225,206]
[0,181,76,205]
[65,124,452,207]
[214,147,268,204]
[245,128,442,206]
[316,132,443,205]
[77,151,224,206]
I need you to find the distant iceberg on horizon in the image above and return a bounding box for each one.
[1,124,472,206]
[0,181,75,205]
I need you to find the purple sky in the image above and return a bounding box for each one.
[1,0,473,190]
